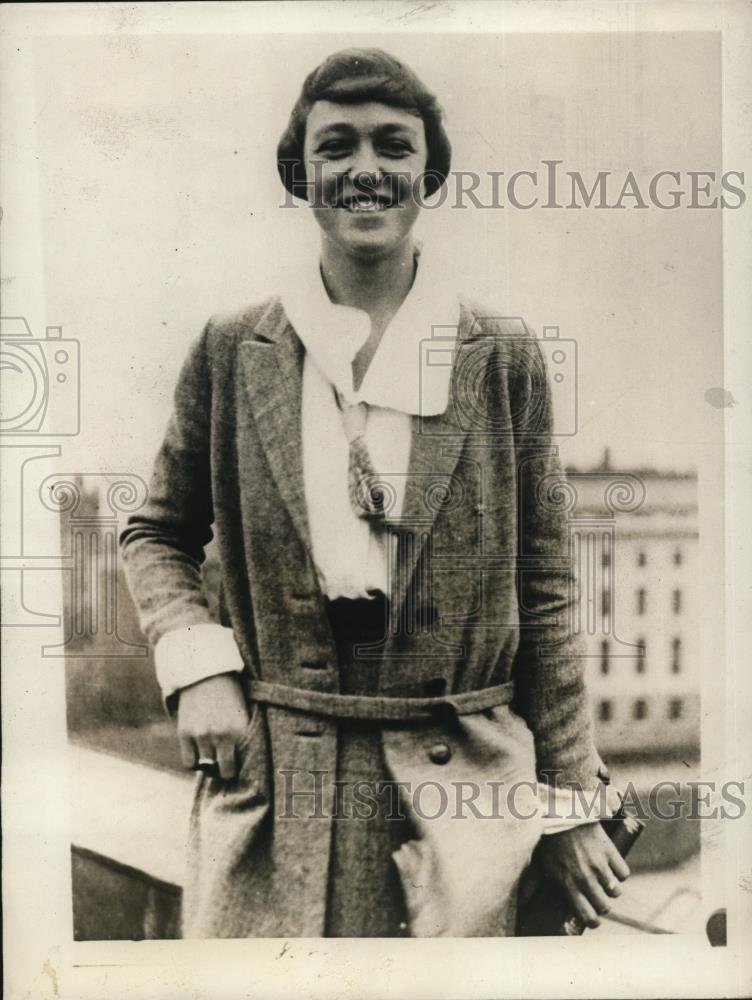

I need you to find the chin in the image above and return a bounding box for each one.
[341,236,400,261]
[315,201,418,262]
[336,222,414,261]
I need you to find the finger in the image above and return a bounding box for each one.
[606,845,631,881]
[567,887,602,930]
[577,870,613,916]
[195,736,217,773]
[179,734,197,770]
[215,736,239,781]
[594,862,623,898]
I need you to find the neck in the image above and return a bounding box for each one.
[319,238,417,323]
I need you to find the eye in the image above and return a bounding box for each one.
[379,140,416,159]
[314,139,352,159]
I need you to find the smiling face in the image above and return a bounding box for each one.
[303,100,428,261]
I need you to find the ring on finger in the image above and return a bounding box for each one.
[194,757,219,777]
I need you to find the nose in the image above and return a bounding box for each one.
[348,142,382,188]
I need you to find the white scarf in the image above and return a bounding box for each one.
[280,243,461,415]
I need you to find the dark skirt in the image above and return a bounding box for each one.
[323,595,412,938]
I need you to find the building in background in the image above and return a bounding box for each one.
[566,450,699,758]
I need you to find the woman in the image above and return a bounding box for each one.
[120,48,629,938]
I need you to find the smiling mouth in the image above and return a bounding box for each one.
[339,196,399,213]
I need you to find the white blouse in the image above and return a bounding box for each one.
[287,244,461,600]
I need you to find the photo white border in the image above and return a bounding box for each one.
[1,2,750,998]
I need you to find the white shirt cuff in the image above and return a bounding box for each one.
[154,624,244,703]
[539,783,622,834]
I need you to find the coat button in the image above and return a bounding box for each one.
[428,742,452,765]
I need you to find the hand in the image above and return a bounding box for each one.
[535,822,630,929]
[177,672,251,781]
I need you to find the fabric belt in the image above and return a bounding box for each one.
[246,678,514,722]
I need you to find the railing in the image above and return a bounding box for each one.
[70,742,709,941]
[70,743,191,939]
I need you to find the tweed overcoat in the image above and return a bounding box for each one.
[119,294,607,937]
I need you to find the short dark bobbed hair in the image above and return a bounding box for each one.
[277,48,451,200]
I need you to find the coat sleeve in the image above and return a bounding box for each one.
[119,322,220,648]
[509,333,607,792]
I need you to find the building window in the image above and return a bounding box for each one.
[633,699,648,720]
[671,637,682,673]
[601,588,611,616]
[668,698,683,720]
[672,589,682,614]
[636,637,646,673]
[598,700,613,722]
[600,639,610,675]
[602,549,611,568]
[637,588,647,615]
[637,551,647,567]
[673,548,683,566]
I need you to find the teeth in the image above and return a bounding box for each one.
[344,200,389,212]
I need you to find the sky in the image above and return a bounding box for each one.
[17,30,724,483]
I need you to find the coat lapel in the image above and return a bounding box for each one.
[239,298,313,558]
[387,399,467,622]
[388,313,486,620]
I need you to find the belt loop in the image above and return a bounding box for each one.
[429,700,459,726]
